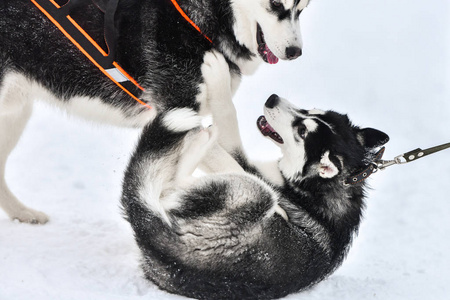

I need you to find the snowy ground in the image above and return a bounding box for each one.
[1,0,449,299]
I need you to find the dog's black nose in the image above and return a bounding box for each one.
[286,47,302,60]
[265,94,280,109]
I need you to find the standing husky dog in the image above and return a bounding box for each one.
[0,0,309,223]
[121,57,389,299]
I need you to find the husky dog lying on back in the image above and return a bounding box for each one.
[121,55,390,299]
[0,0,310,223]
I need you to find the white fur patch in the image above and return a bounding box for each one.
[253,160,284,186]
[297,0,309,11]
[201,115,213,128]
[175,127,218,186]
[0,74,50,223]
[2,72,156,127]
[319,151,339,178]
[65,95,156,127]
[308,108,326,115]
[275,205,289,221]
[138,158,174,226]
[228,1,262,74]
[0,73,32,114]
[303,118,318,133]
[279,149,306,181]
[162,108,202,132]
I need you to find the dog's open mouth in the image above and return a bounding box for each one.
[257,116,284,144]
[257,24,279,65]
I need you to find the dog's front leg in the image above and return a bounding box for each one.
[200,52,284,183]
[202,51,244,154]
[198,51,245,174]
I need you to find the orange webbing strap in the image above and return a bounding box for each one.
[169,0,213,44]
[30,0,151,109]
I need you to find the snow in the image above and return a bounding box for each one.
[1,0,449,299]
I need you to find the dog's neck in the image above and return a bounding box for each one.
[283,172,365,260]
[129,0,259,75]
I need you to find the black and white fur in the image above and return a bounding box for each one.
[0,0,309,223]
[121,56,390,300]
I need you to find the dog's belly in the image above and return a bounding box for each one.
[3,72,156,128]
[49,94,157,128]
[41,91,157,128]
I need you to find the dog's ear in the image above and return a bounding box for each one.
[319,151,339,178]
[357,128,390,148]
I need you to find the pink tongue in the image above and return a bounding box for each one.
[258,116,274,135]
[265,45,279,64]
[264,121,276,133]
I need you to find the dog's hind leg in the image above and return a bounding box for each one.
[123,109,214,225]
[0,73,49,224]
[175,126,218,188]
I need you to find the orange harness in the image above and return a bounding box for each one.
[169,0,213,44]
[30,0,213,109]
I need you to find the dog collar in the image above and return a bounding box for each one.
[30,0,151,109]
[169,0,213,44]
[344,147,386,186]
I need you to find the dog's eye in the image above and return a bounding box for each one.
[270,0,282,7]
[298,125,307,139]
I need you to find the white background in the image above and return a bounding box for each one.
[1,0,449,299]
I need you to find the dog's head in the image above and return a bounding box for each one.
[231,0,309,66]
[257,94,390,182]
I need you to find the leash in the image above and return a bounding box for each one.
[345,142,450,186]
[31,0,150,108]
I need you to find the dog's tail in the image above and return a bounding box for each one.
[121,108,204,227]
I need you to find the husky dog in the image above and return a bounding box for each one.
[121,56,390,299]
[0,0,309,223]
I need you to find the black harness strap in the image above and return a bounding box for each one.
[103,0,119,60]
[31,0,149,108]
[63,0,119,60]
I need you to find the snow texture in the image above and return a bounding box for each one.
[1,0,449,299]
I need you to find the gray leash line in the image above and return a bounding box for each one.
[377,142,450,170]
[345,142,450,185]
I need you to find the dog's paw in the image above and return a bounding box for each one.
[201,51,232,97]
[201,51,237,122]
[11,207,49,224]
[202,50,230,76]
[193,125,218,150]
[204,124,219,144]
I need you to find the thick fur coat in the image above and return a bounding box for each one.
[121,55,390,300]
[0,0,308,223]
